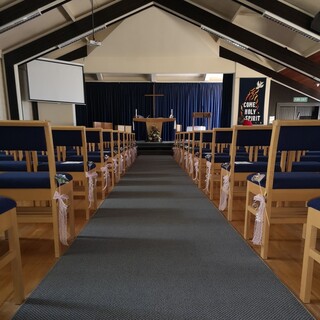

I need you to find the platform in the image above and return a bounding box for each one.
[136,141,174,155]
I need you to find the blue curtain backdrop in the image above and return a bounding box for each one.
[76,82,223,141]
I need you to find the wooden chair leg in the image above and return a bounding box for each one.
[0,203,24,304]
[244,187,252,239]
[227,179,234,221]
[8,208,25,304]
[300,209,318,303]
[52,200,62,258]
[260,201,272,259]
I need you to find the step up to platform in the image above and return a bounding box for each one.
[136,141,174,155]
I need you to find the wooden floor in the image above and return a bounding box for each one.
[1,179,320,319]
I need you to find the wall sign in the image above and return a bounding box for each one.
[293,97,308,103]
[238,78,266,124]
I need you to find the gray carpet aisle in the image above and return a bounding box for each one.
[13,155,314,320]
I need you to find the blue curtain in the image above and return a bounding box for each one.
[76,82,223,141]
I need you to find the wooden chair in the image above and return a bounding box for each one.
[244,120,320,259]
[219,125,273,221]
[0,196,24,304]
[118,131,126,175]
[113,130,121,182]
[0,120,74,258]
[47,126,97,220]
[176,131,187,169]
[185,131,194,176]
[190,131,201,181]
[123,132,132,170]
[128,132,137,165]
[206,128,233,201]
[85,128,108,199]
[300,197,320,303]
[102,129,116,190]
[194,130,214,190]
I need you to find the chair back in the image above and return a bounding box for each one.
[51,126,88,164]
[0,120,57,191]
[266,120,320,191]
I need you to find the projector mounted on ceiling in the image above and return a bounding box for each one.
[88,39,101,47]
[88,0,102,47]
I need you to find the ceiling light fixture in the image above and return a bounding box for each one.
[200,25,249,50]
[262,11,320,43]
[0,9,42,34]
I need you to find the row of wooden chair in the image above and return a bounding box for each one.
[174,120,320,304]
[0,120,137,305]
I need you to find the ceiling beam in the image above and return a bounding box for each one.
[154,0,320,82]
[3,0,153,119]
[4,0,153,63]
[56,45,88,61]
[233,0,316,33]
[0,0,71,28]
[59,3,76,22]
[219,46,320,101]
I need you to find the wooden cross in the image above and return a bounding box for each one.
[144,83,164,117]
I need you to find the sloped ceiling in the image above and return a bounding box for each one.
[81,7,235,81]
[0,0,319,119]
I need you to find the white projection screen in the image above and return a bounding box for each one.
[26,58,85,104]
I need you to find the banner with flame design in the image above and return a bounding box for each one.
[238,78,266,125]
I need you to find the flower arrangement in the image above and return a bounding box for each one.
[147,125,161,142]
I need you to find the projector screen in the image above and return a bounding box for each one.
[26,58,86,104]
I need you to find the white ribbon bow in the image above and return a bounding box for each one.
[112,158,119,182]
[219,174,230,211]
[184,152,188,167]
[252,194,266,245]
[125,151,131,167]
[120,154,124,173]
[86,171,98,208]
[53,191,69,246]
[188,154,193,174]
[193,158,199,181]
[204,160,211,193]
[101,163,112,190]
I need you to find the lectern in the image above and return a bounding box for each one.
[133,117,175,138]
[192,112,211,130]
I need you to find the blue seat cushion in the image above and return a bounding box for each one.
[201,152,212,159]
[87,153,103,163]
[292,161,320,172]
[0,161,28,171]
[300,155,320,162]
[66,155,83,161]
[202,148,211,154]
[307,198,320,211]
[0,196,16,214]
[0,172,72,189]
[0,154,14,161]
[209,153,249,163]
[247,172,320,189]
[305,151,320,155]
[257,155,281,162]
[221,162,280,173]
[38,161,96,172]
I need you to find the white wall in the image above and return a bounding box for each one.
[83,7,236,75]
[0,55,8,119]
[38,102,76,125]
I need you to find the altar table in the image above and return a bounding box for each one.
[133,118,176,137]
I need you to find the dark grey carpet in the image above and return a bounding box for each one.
[13,155,314,319]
